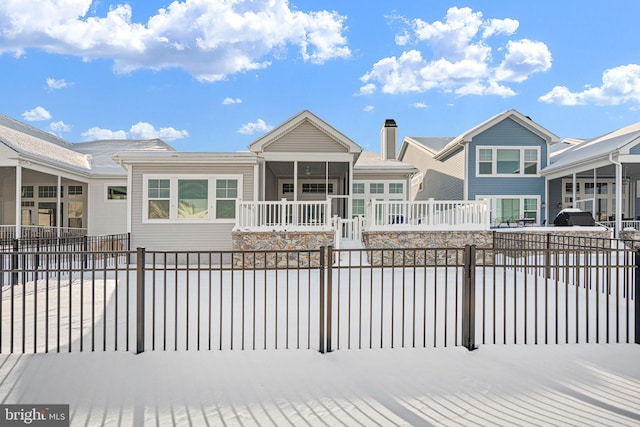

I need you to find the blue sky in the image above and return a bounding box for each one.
[1,0,639,153]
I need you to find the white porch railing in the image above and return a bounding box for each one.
[598,220,640,231]
[367,199,490,231]
[235,199,332,231]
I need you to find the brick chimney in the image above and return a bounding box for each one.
[381,119,397,160]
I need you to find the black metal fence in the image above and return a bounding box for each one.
[0,237,637,355]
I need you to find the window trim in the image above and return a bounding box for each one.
[142,174,242,224]
[105,183,128,203]
[475,146,541,177]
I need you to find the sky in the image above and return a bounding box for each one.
[1,1,639,153]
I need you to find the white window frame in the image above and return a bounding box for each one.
[477,195,541,225]
[476,146,540,177]
[142,174,242,224]
[104,183,128,203]
[352,179,407,217]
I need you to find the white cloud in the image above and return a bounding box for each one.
[46,77,68,90]
[494,39,552,83]
[80,122,188,141]
[0,0,350,81]
[49,120,71,134]
[356,83,376,96]
[21,106,51,121]
[363,105,374,112]
[395,31,410,46]
[539,64,640,106]
[222,97,242,105]
[129,122,189,140]
[410,102,428,108]
[82,127,128,140]
[361,7,551,98]
[237,119,273,135]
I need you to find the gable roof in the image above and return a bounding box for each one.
[542,122,640,177]
[433,109,559,160]
[0,114,91,172]
[399,136,456,159]
[248,110,362,155]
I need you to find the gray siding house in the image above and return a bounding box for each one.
[399,110,559,226]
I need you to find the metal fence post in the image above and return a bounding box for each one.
[319,246,325,353]
[327,245,333,353]
[635,249,640,345]
[83,235,88,269]
[11,239,18,287]
[136,247,146,354]
[545,233,551,280]
[462,244,477,351]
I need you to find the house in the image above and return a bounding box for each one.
[541,122,640,236]
[399,110,560,226]
[1,110,419,250]
[0,113,174,239]
[114,110,418,251]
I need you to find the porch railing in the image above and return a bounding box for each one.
[367,199,490,231]
[235,199,332,231]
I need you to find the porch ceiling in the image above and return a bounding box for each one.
[267,161,349,178]
[555,162,640,179]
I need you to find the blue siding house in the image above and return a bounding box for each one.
[399,110,559,226]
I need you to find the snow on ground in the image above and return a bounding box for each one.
[0,345,639,426]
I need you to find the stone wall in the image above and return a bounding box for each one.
[619,229,640,250]
[231,230,334,268]
[362,230,493,265]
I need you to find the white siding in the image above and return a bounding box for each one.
[265,121,348,153]
[405,145,464,201]
[131,163,255,251]
[87,178,128,235]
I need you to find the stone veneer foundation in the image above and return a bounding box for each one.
[232,227,617,267]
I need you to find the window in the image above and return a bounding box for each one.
[370,183,384,194]
[21,186,33,198]
[353,183,364,194]
[478,149,493,175]
[585,183,594,195]
[389,183,403,194]
[523,198,537,219]
[216,179,238,219]
[38,186,58,198]
[21,201,34,207]
[147,179,170,219]
[68,201,83,228]
[477,147,540,176]
[144,175,241,222]
[564,182,580,194]
[302,183,333,194]
[282,183,294,194]
[480,195,539,225]
[107,185,127,200]
[352,199,365,217]
[178,179,208,219]
[496,149,520,174]
[68,185,83,198]
[524,149,538,175]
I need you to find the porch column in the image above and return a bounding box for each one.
[572,173,577,208]
[57,175,61,238]
[15,165,21,238]
[348,160,353,220]
[293,161,298,201]
[615,162,622,238]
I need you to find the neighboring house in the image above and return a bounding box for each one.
[541,122,640,235]
[399,110,560,226]
[0,113,175,238]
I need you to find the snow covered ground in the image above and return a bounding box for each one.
[0,252,638,425]
[0,344,638,426]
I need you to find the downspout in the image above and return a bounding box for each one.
[609,153,622,238]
